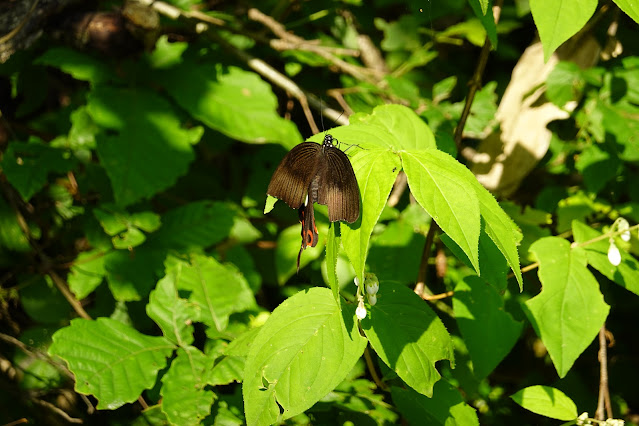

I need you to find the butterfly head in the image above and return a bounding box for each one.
[323,134,337,149]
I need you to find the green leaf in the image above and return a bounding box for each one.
[349,104,437,150]
[546,62,584,107]
[104,246,165,301]
[1,139,75,201]
[472,186,523,289]
[68,249,107,300]
[87,86,203,206]
[468,0,497,48]
[391,381,479,426]
[325,223,340,301]
[613,0,639,23]
[341,149,401,280]
[574,143,620,194]
[20,276,73,323]
[453,276,523,379]
[361,283,454,397]
[572,220,639,296]
[524,237,609,377]
[168,254,255,332]
[530,0,597,61]
[35,47,116,83]
[243,288,367,426]
[275,223,326,284]
[207,355,245,386]
[160,63,302,147]
[510,385,578,420]
[402,149,481,274]
[368,219,426,284]
[147,272,198,346]
[375,16,422,51]
[150,201,236,250]
[49,318,174,409]
[161,347,216,426]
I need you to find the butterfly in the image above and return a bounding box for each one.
[267,134,360,272]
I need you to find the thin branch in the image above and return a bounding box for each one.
[595,325,613,420]
[422,291,454,301]
[247,8,382,84]
[363,345,388,391]
[414,220,439,298]
[453,0,503,150]
[32,398,83,424]
[387,172,407,208]
[0,332,73,378]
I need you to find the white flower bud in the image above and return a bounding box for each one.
[356,300,367,320]
[367,294,377,306]
[354,276,359,287]
[618,218,631,242]
[364,273,379,295]
[608,242,621,266]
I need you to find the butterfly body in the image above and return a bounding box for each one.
[267,134,360,272]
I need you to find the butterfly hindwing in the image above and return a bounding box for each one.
[318,146,360,223]
[267,142,322,209]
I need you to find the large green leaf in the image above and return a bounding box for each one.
[392,381,479,426]
[159,59,301,147]
[150,201,236,250]
[341,149,401,280]
[87,87,203,206]
[1,139,75,201]
[49,318,174,409]
[572,220,639,296]
[529,0,597,61]
[243,288,367,426]
[361,283,454,397]
[510,385,578,420]
[523,237,609,377]
[453,276,522,379]
[104,246,165,301]
[161,347,216,426]
[402,149,481,274]
[613,0,639,23]
[167,254,255,332]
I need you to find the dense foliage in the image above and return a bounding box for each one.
[1,0,638,425]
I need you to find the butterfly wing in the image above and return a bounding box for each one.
[267,142,322,209]
[318,147,360,223]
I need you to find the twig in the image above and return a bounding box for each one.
[453,0,503,150]
[422,291,454,301]
[387,172,407,207]
[32,398,83,424]
[0,332,73,378]
[415,220,439,298]
[247,8,381,84]
[595,325,613,420]
[2,419,28,426]
[363,345,388,391]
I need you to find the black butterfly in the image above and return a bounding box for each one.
[267,134,360,272]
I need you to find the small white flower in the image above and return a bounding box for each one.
[576,412,589,426]
[364,273,379,295]
[618,218,631,241]
[355,300,367,320]
[367,294,377,306]
[354,276,359,287]
[608,241,621,266]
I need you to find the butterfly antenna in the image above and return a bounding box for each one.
[320,97,326,135]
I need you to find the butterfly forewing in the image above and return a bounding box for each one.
[318,147,360,223]
[267,142,322,209]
